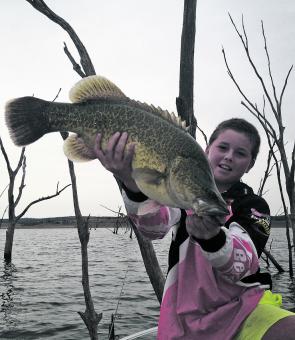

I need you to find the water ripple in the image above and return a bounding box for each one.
[0,227,294,339]
[0,228,162,338]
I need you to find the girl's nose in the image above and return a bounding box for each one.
[224,150,233,161]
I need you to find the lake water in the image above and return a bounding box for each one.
[0,226,294,339]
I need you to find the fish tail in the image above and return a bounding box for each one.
[5,96,51,146]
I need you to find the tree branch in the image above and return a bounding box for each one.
[228,14,278,120]
[257,141,275,197]
[52,88,62,102]
[261,21,279,113]
[64,42,86,78]
[13,147,26,176]
[279,65,293,108]
[0,137,13,174]
[0,184,9,199]
[16,183,71,221]
[222,48,277,135]
[240,100,275,139]
[15,155,27,207]
[25,0,95,76]
[261,21,294,123]
[196,124,208,146]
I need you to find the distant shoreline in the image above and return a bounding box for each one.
[0,216,290,229]
[0,216,130,229]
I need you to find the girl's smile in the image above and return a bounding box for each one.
[206,129,255,192]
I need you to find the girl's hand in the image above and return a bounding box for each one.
[94,132,140,192]
[186,212,226,240]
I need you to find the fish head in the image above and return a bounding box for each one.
[192,191,229,217]
[168,156,228,216]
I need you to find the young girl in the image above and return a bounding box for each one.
[94,118,295,339]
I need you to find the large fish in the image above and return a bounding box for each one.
[5,75,228,216]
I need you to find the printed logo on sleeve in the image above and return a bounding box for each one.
[251,208,271,235]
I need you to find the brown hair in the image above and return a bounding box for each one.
[208,118,260,161]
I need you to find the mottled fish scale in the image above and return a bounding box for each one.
[5,75,228,216]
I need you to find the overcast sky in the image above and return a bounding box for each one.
[0,1,295,218]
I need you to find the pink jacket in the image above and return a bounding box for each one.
[123,182,271,340]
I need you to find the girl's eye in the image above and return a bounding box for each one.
[218,145,227,150]
[236,151,247,157]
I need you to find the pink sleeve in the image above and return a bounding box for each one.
[122,191,181,240]
[199,222,260,282]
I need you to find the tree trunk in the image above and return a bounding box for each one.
[116,178,165,303]
[262,249,284,273]
[132,224,165,304]
[285,215,294,277]
[61,133,102,338]
[78,238,101,340]
[177,0,197,136]
[288,202,295,255]
[4,222,16,263]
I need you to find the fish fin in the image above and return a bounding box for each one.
[63,134,96,162]
[5,96,50,146]
[132,168,165,185]
[132,168,176,206]
[128,100,188,131]
[69,75,127,103]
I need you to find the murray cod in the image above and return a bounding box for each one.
[5,75,228,216]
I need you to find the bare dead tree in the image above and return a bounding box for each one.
[222,15,294,275]
[0,136,70,263]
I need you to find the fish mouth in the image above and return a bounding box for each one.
[193,198,229,217]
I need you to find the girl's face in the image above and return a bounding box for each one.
[206,129,255,192]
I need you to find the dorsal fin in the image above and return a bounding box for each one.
[128,100,188,131]
[69,75,188,131]
[69,75,127,103]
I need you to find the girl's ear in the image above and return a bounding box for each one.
[205,145,210,155]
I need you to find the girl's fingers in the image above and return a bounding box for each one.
[105,132,121,160]
[124,142,136,165]
[114,132,128,162]
[94,132,135,180]
[186,214,218,236]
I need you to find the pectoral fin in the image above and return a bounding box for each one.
[132,168,164,185]
[63,134,96,162]
[132,168,176,206]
